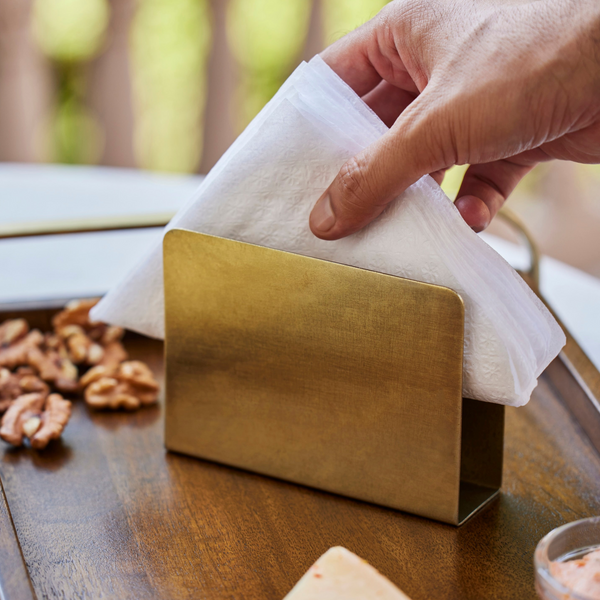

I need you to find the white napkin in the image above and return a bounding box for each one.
[91,56,565,407]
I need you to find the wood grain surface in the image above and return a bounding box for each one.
[0,478,36,600]
[1,334,600,600]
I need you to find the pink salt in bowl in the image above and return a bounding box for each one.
[535,516,600,600]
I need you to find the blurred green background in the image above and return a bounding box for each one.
[0,0,599,276]
[27,0,390,170]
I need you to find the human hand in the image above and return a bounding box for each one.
[309,0,600,240]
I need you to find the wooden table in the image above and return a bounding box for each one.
[1,331,600,600]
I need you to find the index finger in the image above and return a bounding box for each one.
[320,5,420,98]
[320,25,383,96]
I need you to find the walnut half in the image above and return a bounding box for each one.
[0,329,44,370]
[51,299,100,331]
[0,319,29,347]
[0,392,71,449]
[27,339,79,394]
[57,325,104,365]
[0,367,49,413]
[83,361,159,411]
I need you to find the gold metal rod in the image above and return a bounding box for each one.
[497,209,600,455]
[0,212,174,240]
[497,207,541,290]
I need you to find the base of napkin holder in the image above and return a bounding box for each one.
[163,229,504,525]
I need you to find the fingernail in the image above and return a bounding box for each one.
[310,194,336,233]
[471,217,489,233]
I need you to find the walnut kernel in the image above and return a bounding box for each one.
[85,377,140,410]
[52,298,100,331]
[57,325,104,365]
[0,392,71,449]
[0,392,46,446]
[0,319,29,347]
[83,361,159,411]
[0,329,44,370]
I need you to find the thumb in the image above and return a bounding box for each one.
[309,92,452,240]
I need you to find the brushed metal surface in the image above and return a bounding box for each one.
[459,398,504,524]
[164,229,488,524]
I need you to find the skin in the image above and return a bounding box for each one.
[309,0,600,240]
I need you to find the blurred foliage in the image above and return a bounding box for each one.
[441,162,559,205]
[32,0,110,62]
[227,0,391,132]
[32,0,109,164]
[227,0,312,129]
[30,0,429,173]
[440,165,469,200]
[130,0,212,172]
[45,66,104,164]
[322,0,389,43]
[31,0,395,171]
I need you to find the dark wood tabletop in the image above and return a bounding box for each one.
[1,331,600,600]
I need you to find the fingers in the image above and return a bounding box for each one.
[320,5,419,97]
[320,25,383,97]
[362,81,417,128]
[310,92,448,240]
[429,168,447,186]
[454,159,536,232]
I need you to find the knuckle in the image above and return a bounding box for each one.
[337,157,375,212]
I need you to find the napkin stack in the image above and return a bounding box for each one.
[92,56,565,407]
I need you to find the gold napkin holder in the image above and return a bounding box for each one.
[163,229,504,525]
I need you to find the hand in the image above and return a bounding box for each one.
[309,0,600,240]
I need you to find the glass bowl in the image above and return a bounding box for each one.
[535,516,600,600]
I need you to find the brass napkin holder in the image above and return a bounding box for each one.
[163,229,504,525]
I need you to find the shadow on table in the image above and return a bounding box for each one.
[84,401,162,432]
[2,438,73,471]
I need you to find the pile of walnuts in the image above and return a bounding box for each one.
[0,299,159,449]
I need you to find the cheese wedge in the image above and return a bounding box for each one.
[284,547,412,600]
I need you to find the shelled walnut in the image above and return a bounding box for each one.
[97,341,128,370]
[0,298,160,451]
[0,319,80,393]
[0,367,49,413]
[98,326,125,346]
[0,392,71,449]
[27,337,79,393]
[53,300,124,343]
[83,361,159,410]
[56,325,104,365]
[0,326,44,370]
[52,299,100,331]
[52,299,128,369]
[0,369,21,412]
[0,319,28,347]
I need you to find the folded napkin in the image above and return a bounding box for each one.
[91,56,565,407]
